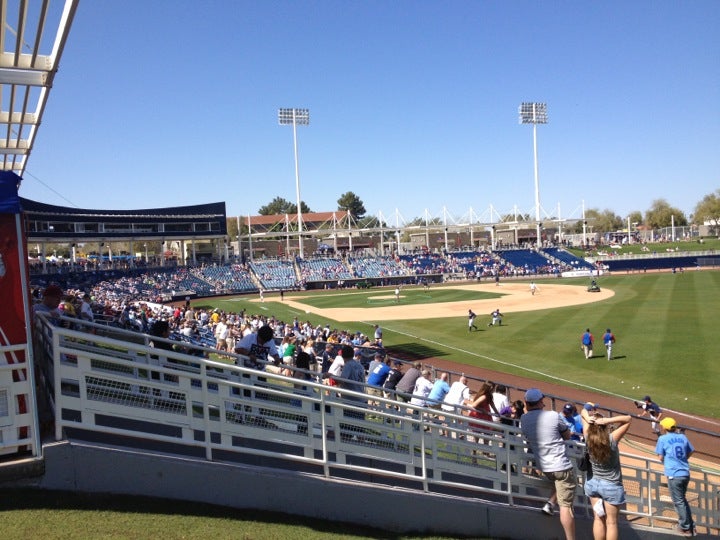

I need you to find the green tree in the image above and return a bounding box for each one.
[587,208,623,233]
[337,192,366,220]
[258,197,311,216]
[692,190,720,234]
[226,217,250,239]
[499,212,531,223]
[358,215,387,229]
[406,216,443,227]
[628,210,643,228]
[644,199,688,229]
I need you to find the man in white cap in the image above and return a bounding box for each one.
[521,388,576,540]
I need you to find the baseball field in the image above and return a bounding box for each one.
[200,269,720,422]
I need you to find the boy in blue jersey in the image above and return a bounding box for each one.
[655,417,695,536]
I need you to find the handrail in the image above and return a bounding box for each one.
[31,314,720,535]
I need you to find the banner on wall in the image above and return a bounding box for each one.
[0,171,31,446]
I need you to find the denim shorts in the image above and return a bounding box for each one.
[584,476,626,505]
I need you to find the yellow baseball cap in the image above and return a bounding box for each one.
[659,417,677,431]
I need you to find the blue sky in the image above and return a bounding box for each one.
[21,1,720,225]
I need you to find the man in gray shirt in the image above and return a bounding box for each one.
[338,345,366,421]
[521,388,576,540]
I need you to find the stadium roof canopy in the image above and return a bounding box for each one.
[0,0,78,175]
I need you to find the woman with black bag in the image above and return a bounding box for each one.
[580,403,632,540]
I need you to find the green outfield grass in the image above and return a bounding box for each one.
[198,270,720,419]
[0,488,463,540]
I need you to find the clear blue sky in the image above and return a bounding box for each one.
[21,1,720,225]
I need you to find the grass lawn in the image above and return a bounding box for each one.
[0,488,478,540]
[199,270,720,418]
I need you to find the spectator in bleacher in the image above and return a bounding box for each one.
[278,335,292,360]
[395,362,422,403]
[33,284,64,321]
[149,320,174,352]
[382,361,404,399]
[465,381,500,426]
[59,293,78,319]
[234,324,279,370]
[441,375,470,416]
[655,417,695,537]
[498,399,524,427]
[366,352,384,378]
[319,343,335,379]
[491,384,511,423]
[410,369,434,407]
[214,317,229,352]
[366,356,391,399]
[521,388,576,539]
[560,403,584,442]
[291,348,313,383]
[337,346,367,423]
[325,348,345,387]
[79,293,94,322]
[427,372,450,409]
[580,404,632,540]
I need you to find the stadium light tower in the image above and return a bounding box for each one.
[278,108,310,258]
[519,102,548,247]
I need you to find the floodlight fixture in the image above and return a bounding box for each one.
[278,108,310,126]
[519,102,548,246]
[278,108,310,258]
[519,102,548,125]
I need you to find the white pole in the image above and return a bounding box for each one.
[286,214,291,257]
[247,214,253,262]
[671,215,675,241]
[443,207,449,252]
[424,209,430,249]
[236,215,241,261]
[557,202,563,245]
[627,216,631,244]
[292,110,304,259]
[532,106,542,247]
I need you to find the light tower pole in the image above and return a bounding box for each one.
[278,108,310,258]
[519,102,548,247]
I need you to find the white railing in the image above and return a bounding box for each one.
[0,343,39,457]
[32,314,720,535]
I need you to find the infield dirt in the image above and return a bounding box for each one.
[279,282,615,321]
